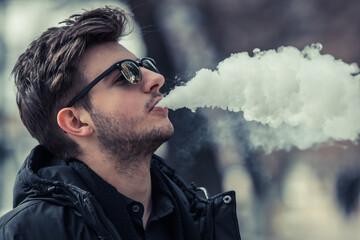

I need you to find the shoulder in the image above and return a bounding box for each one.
[0,200,97,240]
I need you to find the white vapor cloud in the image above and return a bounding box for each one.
[158,44,360,153]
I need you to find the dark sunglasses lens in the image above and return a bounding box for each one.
[142,59,159,73]
[121,61,141,84]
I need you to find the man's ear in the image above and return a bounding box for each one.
[57,108,94,137]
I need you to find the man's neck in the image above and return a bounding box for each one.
[83,152,154,228]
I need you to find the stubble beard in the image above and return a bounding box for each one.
[89,108,174,169]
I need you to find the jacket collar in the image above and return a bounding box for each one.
[13,145,207,208]
[13,145,89,207]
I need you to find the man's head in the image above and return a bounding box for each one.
[13,7,174,160]
[60,41,174,163]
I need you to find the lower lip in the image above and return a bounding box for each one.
[151,107,168,113]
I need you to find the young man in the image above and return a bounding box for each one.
[0,6,241,240]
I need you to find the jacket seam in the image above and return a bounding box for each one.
[1,200,42,227]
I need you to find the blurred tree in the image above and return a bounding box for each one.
[0,0,8,155]
[0,0,9,212]
[336,168,360,216]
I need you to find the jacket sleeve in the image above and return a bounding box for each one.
[0,200,99,240]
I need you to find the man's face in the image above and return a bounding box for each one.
[78,42,174,159]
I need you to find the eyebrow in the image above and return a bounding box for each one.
[104,68,120,82]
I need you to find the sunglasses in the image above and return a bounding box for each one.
[66,57,159,107]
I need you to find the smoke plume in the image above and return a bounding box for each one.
[158,43,360,153]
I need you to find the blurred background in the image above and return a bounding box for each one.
[0,0,359,239]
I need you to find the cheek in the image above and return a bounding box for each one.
[118,93,144,111]
[111,93,146,117]
[91,86,146,115]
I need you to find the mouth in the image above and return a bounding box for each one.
[149,96,165,112]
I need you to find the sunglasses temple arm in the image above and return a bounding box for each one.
[66,65,118,107]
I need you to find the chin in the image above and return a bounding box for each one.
[158,123,175,141]
[142,124,174,154]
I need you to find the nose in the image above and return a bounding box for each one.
[141,67,165,93]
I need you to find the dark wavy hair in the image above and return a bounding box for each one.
[13,6,133,159]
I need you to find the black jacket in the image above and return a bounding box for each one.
[0,145,241,239]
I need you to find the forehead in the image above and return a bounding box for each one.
[78,41,137,82]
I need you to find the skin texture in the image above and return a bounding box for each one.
[57,41,174,228]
